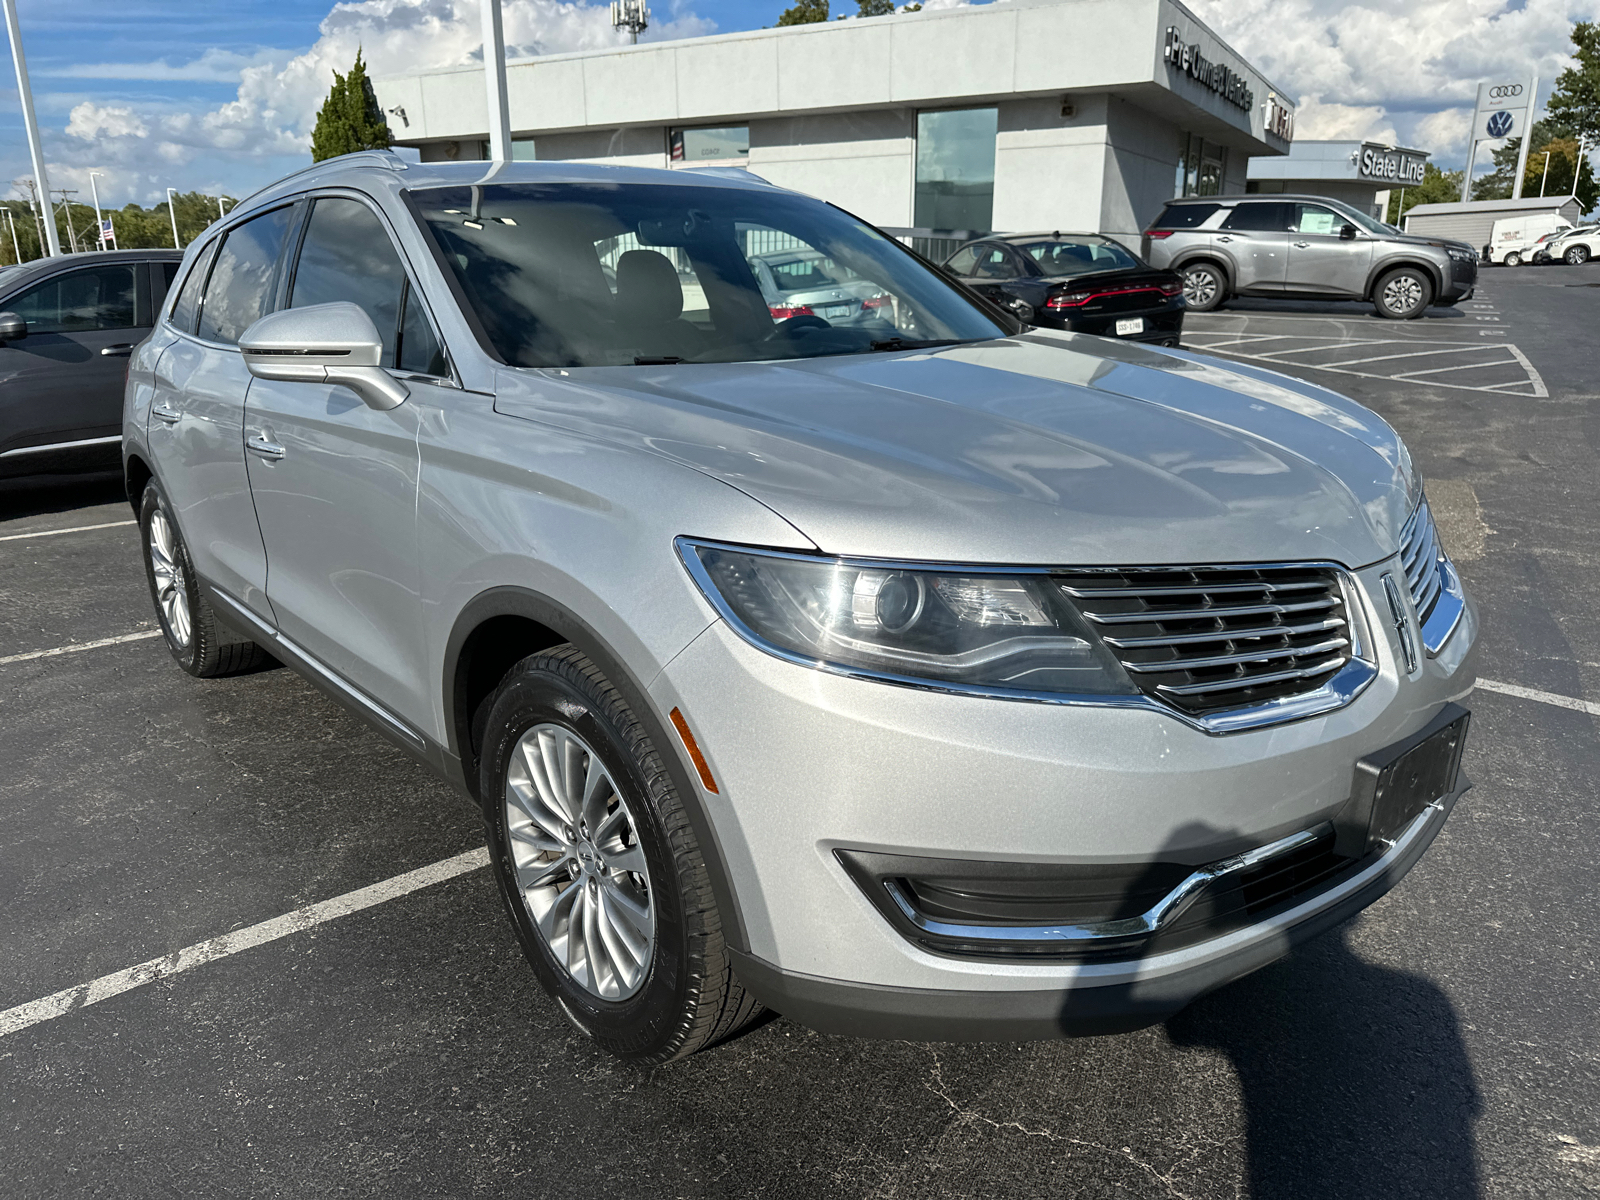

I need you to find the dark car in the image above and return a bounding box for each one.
[0,249,184,478]
[941,234,1184,346]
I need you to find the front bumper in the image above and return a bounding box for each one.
[649,560,1478,1036]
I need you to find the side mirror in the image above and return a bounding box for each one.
[1339,223,1358,241]
[0,311,27,342]
[239,302,407,411]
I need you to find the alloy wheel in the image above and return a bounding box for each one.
[1567,245,1591,266]
[148,509,192,648]
[1381,274,1424,315]
[503,723,655,1001]
[1183,267,1218,307]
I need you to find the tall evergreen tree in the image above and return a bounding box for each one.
[310,50,394,163]
[1545,21,1600,145]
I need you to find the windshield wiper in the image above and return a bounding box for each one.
[633,355,685,365]
[866,337,970,353]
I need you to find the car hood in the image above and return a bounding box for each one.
[493,331,1417,567]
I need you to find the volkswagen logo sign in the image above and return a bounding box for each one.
[1488,84,1523,99]
[1486,110,1514,138]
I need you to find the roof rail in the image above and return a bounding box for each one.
[235,149,410,208]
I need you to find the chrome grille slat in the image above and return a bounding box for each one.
[1122,637,1349,674]
[1084,596,1337,625]
[1101,616,1346,649]
[1399,498,1447,625]
[1055,564,1355,716]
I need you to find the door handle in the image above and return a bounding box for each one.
[152,403,181,424]
[100,344,134,357]
[246,433,286,462]
[1293,241,1310,248]
[1216,235,1233,243]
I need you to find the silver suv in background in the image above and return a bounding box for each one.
[1143,195,1478,319]
[125,153,1478,1063]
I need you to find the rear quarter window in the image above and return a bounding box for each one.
[1153,203,1219,229]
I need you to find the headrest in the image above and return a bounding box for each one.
[616,249,684,324]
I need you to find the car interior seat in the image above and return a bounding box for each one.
[615,249,707,359]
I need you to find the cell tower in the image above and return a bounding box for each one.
[611,1,649,44]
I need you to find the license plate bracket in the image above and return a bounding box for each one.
[1115,317,1144,336]
[1335,704,1470,857]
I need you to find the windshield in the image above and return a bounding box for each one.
[1019,238,1140,275]
[409,182,1006,367]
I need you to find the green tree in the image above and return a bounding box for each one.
[1545,20,1600,145]
[0,190,238,264]
[1386,163,1465,224]
[310,49,393,163]
[858,0,895,14]
[1470,119,1598,208]
[776,0,828,24]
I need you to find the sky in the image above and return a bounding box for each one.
[2,0,1597,209]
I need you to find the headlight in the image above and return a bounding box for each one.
[678,540,1134,695]
[1446,248,1473,262]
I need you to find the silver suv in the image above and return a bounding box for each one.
[1143,195,1478,319]
[125,153,1478,1063]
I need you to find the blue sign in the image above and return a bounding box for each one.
[1486,110,1514,138]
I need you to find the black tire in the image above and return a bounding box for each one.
[138,482,272,678]
[1372,266,1434,319]
[1503,251,1522,267]
[1181,261,1227,312]
[479,645,761,1063]
[1566,244,1591,266]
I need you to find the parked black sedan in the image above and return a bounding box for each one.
[941,234,1184,346]
[0,248,184,478]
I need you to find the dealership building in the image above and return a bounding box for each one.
[1247,140,1431,220]
[373,0,1296,247]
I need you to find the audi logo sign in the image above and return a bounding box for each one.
[1488,84,1523,99]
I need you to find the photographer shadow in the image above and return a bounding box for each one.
[1168,925,1481,1199]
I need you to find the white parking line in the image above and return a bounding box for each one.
[0,630,161,667]
[1477,679,1600,717]
[0,848,490,1039]
[0,519,135,543]
[1394,358,1521,378]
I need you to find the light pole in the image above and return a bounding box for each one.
[1537,151,1551,197]
[480,0,512,163]
[216,195,226,221]
[165,187,181,249]
[89,170,105,249]
[4,206,19,265]
[3,0,59,255]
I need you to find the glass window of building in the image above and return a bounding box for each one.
[670,126,749,165]
[1176,134,1229,198]
[915,107,999,232]
[512,139,537,161]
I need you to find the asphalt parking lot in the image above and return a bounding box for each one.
[2,263,1598,1199]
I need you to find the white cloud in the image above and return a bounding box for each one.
[42,48,291,85]
[34,0,716,204]
[1187,0,1600,166]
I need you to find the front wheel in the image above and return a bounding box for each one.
[1503,251,1523,267]
[1566,244,1591,266]
[1181,263,1227,312]
[1372,267,1434,319]
[479,645,761,1063]
[139,483,271,677]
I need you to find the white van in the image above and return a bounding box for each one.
[1489,213,1573,265]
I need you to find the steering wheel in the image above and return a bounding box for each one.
[764,313,832,340]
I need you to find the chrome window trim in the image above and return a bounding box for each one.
[881,822,1331,947]
[675,537,1379,736]
[0,435,122,458]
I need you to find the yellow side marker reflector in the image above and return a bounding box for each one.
[669,707,719,794]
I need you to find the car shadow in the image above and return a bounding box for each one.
[0,470,126,522]
[1167,927,1481,1199]
[1217,298,1467,321]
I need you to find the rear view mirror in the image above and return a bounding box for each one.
[239,302,407,411]
[1339,224,1358,241]
[0,311,26,342]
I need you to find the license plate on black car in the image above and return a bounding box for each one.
[1115,318,1144,336]
[1345,707,1470,854]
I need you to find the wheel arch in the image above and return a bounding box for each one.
[442,585,750,953]
[1173,253,1232,287]
[124,451,153,515]
[1366,257,1444,300]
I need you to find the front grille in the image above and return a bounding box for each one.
[1056,564,1353,715]
[1399,500,1444,623]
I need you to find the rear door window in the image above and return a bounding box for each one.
[288,197,409,363]
[197,207,294,344]
[1153,203,1219,229]
[1221,203,1294,232]
[9,265,137,333]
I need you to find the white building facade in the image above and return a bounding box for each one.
[1247,140,1432,220]
[373,0,1295,246]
